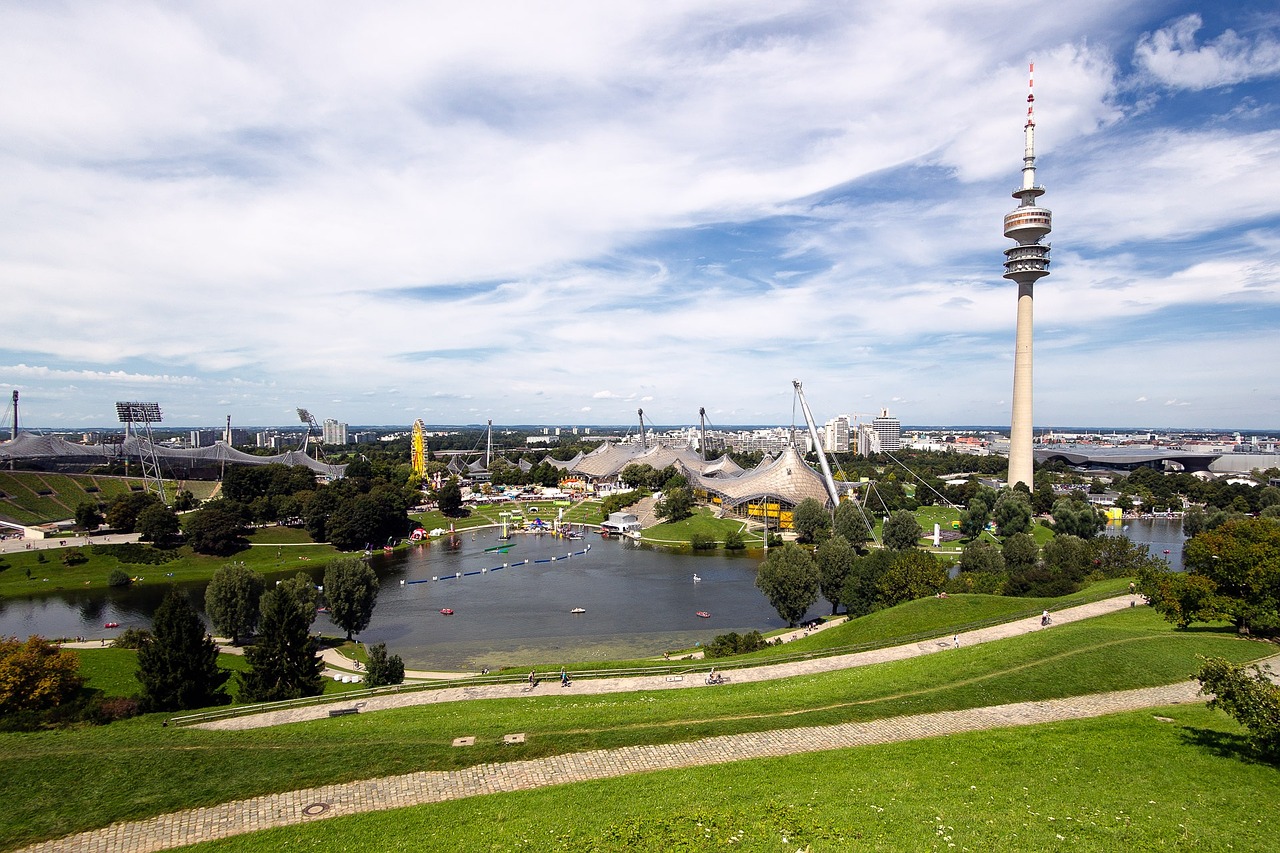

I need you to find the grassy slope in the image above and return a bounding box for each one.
[0,606,1270,850]
[178,705,1279,853]
[0,531,339,600]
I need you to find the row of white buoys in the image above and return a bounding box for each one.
[334,674,363,683]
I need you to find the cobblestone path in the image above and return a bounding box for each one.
[19,680,1229,853]
[22,597,1276,853]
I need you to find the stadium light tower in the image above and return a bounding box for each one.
[116,401,167,503]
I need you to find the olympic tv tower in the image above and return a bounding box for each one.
[1003,63,1051,490]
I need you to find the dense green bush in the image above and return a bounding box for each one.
[112,628,152,649]
[107,569,131,588]
[689,532,716,550]
[61,550,89,567]
[704,630,768,658]
[92,543,178,565]
[723,528,746,550]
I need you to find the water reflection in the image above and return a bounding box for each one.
[0,530,818,670]
[1104,517,1186,571]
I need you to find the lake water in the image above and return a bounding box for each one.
[0,529,816,670]
[0,519,1186,670]
[1103,517,1186,570]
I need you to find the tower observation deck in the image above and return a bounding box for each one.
[1004,63,1050,491]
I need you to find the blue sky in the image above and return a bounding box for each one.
[1,1,1278,429]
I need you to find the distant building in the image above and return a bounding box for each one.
[824,416,850,453]
[322,419,348,445]
[872,409,901,452]
[188,429,218,447]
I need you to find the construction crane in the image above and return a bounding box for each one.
[792,380,842,507]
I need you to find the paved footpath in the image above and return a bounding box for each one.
[19,600,1278,853]
[201,595,1140,730]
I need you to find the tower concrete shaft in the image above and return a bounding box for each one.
[1003,63,1050,490]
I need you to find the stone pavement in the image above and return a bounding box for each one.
[20,677,1251,853]
[22,596,1277,853]
[200,595,1141,730]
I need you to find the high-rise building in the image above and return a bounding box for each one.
[824,416,850,453]
[1003,63,1052,491]
[872,409,901,452]
[322,419,348,445]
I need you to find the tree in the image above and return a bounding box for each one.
[992,490,1033,537]
[277,572,320,625]
[815,535,856,615]
[105,492,162,533]
[324,557,380,641]
[204,563,265,645]
[1001,532,1039,571]
[1051,495,1103,540]
[882,510,923,551]
[436,478,464,517]
[0,636,83,715]
[365,643,405,688]
[1195,657,1280,760]
[723,528,746,550]
[1182,516,1280,635]
[136,504,180,544]
[841,549,894,617]
[136,589,230,712]
[878,550,947,607]
[959,497,990,540]
[1041,534,1092,580]
[1139,565,1223,628]
[754,543,819,626]
[239,587,324,703]
[655,486,693,523]
[791,498,830,544]
[958,539,1005,574]
[183,504,248,556]
[74,501,102,532]
[833,501,872,549]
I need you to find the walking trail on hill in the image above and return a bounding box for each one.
[22,598,1279,853]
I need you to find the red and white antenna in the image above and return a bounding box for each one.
[1026,62,1035,126]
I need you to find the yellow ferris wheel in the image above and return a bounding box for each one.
[412,419,426,478]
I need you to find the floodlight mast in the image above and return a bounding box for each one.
[296,407,331,467]
[115,401,167,504]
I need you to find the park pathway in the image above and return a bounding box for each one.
[20,677,1260,853]
[200,595,1139,730]
[21,598,1278,853]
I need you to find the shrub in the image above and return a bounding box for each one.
[107,569,132,588]
[689,532,716,550]
[93,543,178,565]
[62,550,89,567]
[113,628,152,649]
[723,528,746,550]
[92,696,142,724]
[705,630,768,658]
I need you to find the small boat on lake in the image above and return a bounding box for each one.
[696,611,711,619]
[103,622,120,629]
[570,607,586,614]
[439,608,454,616]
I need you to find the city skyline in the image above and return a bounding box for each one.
[2,3,1279,429]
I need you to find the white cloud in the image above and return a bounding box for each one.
[1135,14,1280,90]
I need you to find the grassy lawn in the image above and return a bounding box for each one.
[642,507,759,546]
[0,606,1269,850]
[175,704,1280,853]
[410,498,605,534]
[0,530,341,601]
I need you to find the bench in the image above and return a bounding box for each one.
[328,707,360,717]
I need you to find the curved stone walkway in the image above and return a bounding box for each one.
[24,596,1278,853]
[20,678,1247,853]
[199,595,1139,730]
